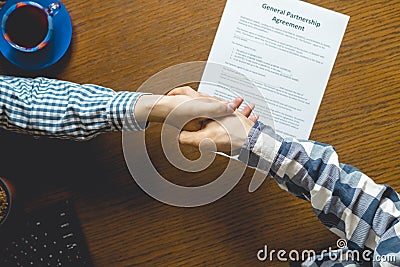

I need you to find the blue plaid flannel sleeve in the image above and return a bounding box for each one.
[239,121,400,266]
[0,75,146,140]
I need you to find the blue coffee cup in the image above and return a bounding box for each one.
[1,1,61,53]
[0,0,72,69]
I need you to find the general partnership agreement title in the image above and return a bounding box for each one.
[262,3,321,31]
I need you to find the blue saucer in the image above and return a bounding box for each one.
[0,0,72,70]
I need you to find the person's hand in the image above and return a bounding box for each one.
[179,111,258,154]
[135,86,242,131]
[166,86,244,131]
[172,88,259,154]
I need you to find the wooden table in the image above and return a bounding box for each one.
[0,0,399,266]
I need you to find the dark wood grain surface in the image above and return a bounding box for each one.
[0,0,399,266]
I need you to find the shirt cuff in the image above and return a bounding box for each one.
[107,91,150,131]
[238,121,283,172]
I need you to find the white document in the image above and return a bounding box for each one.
[199,0,349,139]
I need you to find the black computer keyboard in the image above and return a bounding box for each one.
[0,200,93,267]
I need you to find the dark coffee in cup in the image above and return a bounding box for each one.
[1,2,61,53]
[5,4,49,49]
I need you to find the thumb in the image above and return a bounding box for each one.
[179,130,205,147]
[179,131,217,152]
[200,98,239,118]
[167,86,198,97]
[214,97,244,115]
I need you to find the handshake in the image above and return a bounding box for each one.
[134,86,259,154]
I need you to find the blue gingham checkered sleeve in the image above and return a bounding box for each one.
[0,75,146,140]
[239,121,400,266]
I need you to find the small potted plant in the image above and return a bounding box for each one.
[0,177,14,228]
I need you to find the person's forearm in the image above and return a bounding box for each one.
[238,122,400,263]
[134,94,173,123]
[0,75,144,140]
[134,89,238,132]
